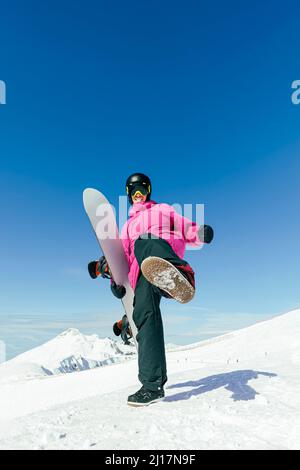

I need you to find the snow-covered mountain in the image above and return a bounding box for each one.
[0,329,136,384]
[0,309,299,450]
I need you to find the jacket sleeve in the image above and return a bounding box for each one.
[172,209,203,247]
[120,222,131,266]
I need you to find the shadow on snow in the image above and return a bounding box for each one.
[165,370,277,402]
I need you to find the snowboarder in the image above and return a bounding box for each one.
[88,173,214,406]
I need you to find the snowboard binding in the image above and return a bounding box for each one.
[113,315,133,345]
[88,256,112,279]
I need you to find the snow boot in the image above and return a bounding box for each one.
[141,257,195,303]
[127,386,165,407]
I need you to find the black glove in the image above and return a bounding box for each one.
[111,281,126,299]
[198,225,214,244]
[88,256,111,279]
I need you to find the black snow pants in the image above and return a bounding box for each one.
[133,235,188,391]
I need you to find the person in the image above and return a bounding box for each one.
[88,173,214,406]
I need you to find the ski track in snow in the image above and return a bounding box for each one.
[0,309,300,450]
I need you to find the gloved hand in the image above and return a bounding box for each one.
[88,256,111,279]
[111,281,126,299]
[198,225,214,244]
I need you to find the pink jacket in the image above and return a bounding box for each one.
[121,200,202,290]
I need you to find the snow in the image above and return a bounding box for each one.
[0,309,299,450]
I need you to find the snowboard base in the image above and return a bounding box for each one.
[83,188,138,348]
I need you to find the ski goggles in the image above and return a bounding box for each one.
[126,183,150,197]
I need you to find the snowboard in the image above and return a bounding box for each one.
[83,188,138,348]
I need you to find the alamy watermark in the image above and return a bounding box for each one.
[0,340,6,364]
[291,80,300,105]
[0,80,6,104]
[95,196,205,251]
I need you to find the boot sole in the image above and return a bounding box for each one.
[127,397,164,407]
[141,257,195,304]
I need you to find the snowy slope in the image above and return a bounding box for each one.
[0,309,299,450]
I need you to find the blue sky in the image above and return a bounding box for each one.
[0,0,300,358]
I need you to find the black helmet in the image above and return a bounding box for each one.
[126,173,151,205]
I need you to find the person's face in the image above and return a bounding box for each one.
[132,190,147,204]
